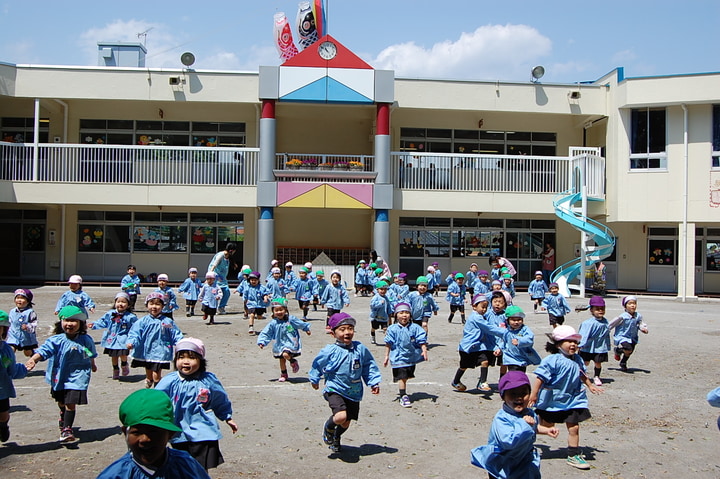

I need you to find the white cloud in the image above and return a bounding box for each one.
[371,24,552,82]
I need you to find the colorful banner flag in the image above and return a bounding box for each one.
[274,12,298,62]
[296,1,318,51]
[313,0,325,38]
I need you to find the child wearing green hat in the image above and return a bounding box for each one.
[26,305,97,443]
[369,280,393,344]
[0,309,28,443]
[257,298,312,382]
[407,276,439,336]
[96,389,210,478]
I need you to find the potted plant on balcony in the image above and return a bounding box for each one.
[334,161,349,170]
[285,158,302,170]
[301,158,318,169]
[318,162,334,171]
[348,160,364,171]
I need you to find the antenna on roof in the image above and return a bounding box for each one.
[137,27,154,46]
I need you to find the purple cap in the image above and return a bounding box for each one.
[589,296,605,307]
[472,293,488,305]
[498,370,531,397]
[478,270,489,276]
[549,282,559,289]
[394,302,412,313]
[328,312,356,330]
[14,288,33,304]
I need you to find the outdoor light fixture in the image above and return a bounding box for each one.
[531,66,545,83]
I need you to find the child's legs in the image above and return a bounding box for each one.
[111,356,119,367]
[249,312,256,328]
[566,422,580,448]
[397,378,408,393]
[151,369,162,383]
[421,320,428,335]
[333,410,351,428]
[120,354,128,364]
[0,411,8,423]
[144,368,154,382]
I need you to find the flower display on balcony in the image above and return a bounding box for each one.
[348,160,364,170]
[301,158,318,168]
[318,162,334,169]
[333,161,349,170]
[285,158,303,167]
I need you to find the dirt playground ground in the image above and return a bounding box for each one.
[0,285,718,478]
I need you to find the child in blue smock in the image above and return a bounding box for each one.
[471,371,559,479]
[55,274,96,318]
[178,267,203,317]
[0,310,28,443]
[451,295,495,392]
[156,337,237,470]
[542,282,571,327]
[257,298,311,382]
[244,272,270,336]
[126,292,184,388]
[369,280,393,345]
[425,266,438,295]
[7,288,38,357]
[198,271,223,325]
[320,271,350,333]
[294,267,317,320]
[496,306,542,373]
[383,302,428,408]
[388,273,410,303]
[445,272,467,324]
[529,325,603,470]
[407,276,439,337]
[309,313,381,453]
[578,296,611,386]
[90,292,138,380]
[608,295,648,372]
[26,305,98,443]
[264,267,289,300]
[313,270,328,312]
[527,271,548,313]
[154,273,180,320]
[120,264,141,311]
[354,261,369,297]
[431,262,442,296]
[501,274,516,298]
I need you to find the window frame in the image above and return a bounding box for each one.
[629,108,667,171]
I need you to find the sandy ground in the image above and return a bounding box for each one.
[0,285,718,478]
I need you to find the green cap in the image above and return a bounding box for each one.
[242,268,252,274]
[416,276,428,284]
[375,280,389,289]
[316,270,324,276]
[270,297,288,307]
[505,305,525,319]
[58,305,87,321]
[299,266,309,273]
[454,272,465,279]
[369,263,377,269]
[0,310,8,328]
[119,389,182,432]
[503,273,512,279]
[374,268,383,275]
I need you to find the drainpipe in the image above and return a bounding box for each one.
[54,99,69,142]
[680,104,688,302]
[33,99,40,181]
[60,204,66,280]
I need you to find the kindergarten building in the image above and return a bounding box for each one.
[1,37,719,299]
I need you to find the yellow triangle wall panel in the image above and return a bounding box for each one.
[281,184,326,208]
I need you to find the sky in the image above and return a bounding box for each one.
[0,0,718,84]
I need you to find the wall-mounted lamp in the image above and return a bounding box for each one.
[569,91,581,100]
[531,65,545,83]
[169,77,181,85]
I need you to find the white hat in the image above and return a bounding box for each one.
[68,274,83,284]
[285,262,293,267]
[304,262,313,269]
[205,271,217,279]
[271,259,278,266]
[271,267,281,274]
[188,267,198,273]
[157,273,169,281]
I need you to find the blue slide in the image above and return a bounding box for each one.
[551,189,615,297]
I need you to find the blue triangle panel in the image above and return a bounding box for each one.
[281,77,328,102]
[327,77,372,104]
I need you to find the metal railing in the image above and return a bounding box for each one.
[0,142,259,185]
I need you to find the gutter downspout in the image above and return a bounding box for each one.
[681,104,688,302]
[54,99,69,142]
[33,99,40,181]
[60,204,66,281]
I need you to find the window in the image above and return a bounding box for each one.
[713,105,720,168]
[78,120,246,147]
[630,108,667,169]
[1,117,50,143]
[400,128,556,156]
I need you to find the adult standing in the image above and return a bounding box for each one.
[542,242,555,285]
[208,242,237,314]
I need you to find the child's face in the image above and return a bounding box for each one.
[535,274,543,281]
[507,317,523,330]
[377,287,387,296]
[316,274,324,282]
[417,283,428,294]
[127,268,136,276]
[69,282,81,292]
[470,265,478,272]
[147,299,163,316]
[473,301,488,314]
[456,277,464,284]
[503,278,512,285]
[502,385,531,413]
[625,300,637,314]
[398,277,405,285]
[176,351,201,376]
[479,275,487,282]
[14,296,29,309]
[124,424,174,467]
[272,305,287,319]
[331,274,340,286]
[299,271,307,279]
[272,272,281,279]
[492,284,502,291]
[395,310,411,325]
[158,280,167,289]
[491,297,506,313]
[61,318,81,335]
[558,339,579,356]
[115,298,129,313]
[189,272,197,279]
[590,306,605,319]
[249,277,259,286]
[333,324,354,345]
[206,277,215,285]
[549,286,559,295]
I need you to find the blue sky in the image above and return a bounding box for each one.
[1,0,717,83]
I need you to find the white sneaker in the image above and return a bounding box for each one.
[399,395,412,408]
[218,307,226,315]
[593,376,603,386]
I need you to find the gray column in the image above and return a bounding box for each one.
[259,117,276,183]
[373,209,390,266]
[258,207,275,274]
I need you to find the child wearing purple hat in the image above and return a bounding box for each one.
[472,370,559,478]
[309,313,381,453]
[383,302,428,408]
[578,296,611,386]
[7,289,38,358]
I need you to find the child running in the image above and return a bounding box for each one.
[471,371,559,478]
[383,302,428,408]
[26,305,98,443]
[7,288,38,358]
[178,268,203,317]
[156,337,238,470]
[155,274,180,320]
[369,280,393,345]
[495,305,542,373]
[578,296,611,385]
[90,292,138,380]
[120,264,141,312]
[243,272,269,336]
[608,295,648,372]
[55,275,96,317]
[198,271,223,325]
[528,271,548,313]
[542,282,571,328]
[446,272,467,324]
[320,271,350,333]
[529,325,604,470]
[0,310,28,443]
[407,276,439,336]
[126,292,184,388]
[309,313,381,453]
[257,298,312,382]
[452,295,494,392]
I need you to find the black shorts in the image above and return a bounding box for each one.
[506,364,527,372]
[324,392,359,421]
[298,300,310,309]
[326,308,341,318]
[202,304,217,315]
[459,350,496,368]
[103,348,130,357]
[50,388,88,406]
[131,360,170,371]
[185,299,197,306]
[579,352,608,363]
[412,319,423,327]
[616,341,636,353]
[450,304,465,313]
[10,343,37,352]
[535,407,591,424]
[548,314,565,326]
[173,440,224,470]
[0,398,9,413]
[370,320,388,330]
[273,350,301,359]
[248,307,266,316]
[391,365,416,382]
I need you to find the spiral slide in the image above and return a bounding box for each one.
[551,189,615,297]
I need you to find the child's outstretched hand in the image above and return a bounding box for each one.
[126,343,134,350]
[25,358,37,371]
[226,419,238,434]
[523,414,536,426]
[382,356,389,367]
[588,384,604,395]
[258,344,264,349]
[539,425,560,438]
[306,330,311,336]
[311,382,319,390]
[371,385,380,395]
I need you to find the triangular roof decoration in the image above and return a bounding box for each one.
[283,35,372,70]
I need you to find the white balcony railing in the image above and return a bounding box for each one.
[0,143,259,185]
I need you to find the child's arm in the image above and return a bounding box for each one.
[420,342,429,362]
[582,372,604,395]
[537,424,560,438]
[382,344,391,367]
[528,376,543,407]
[25,351,45,371]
